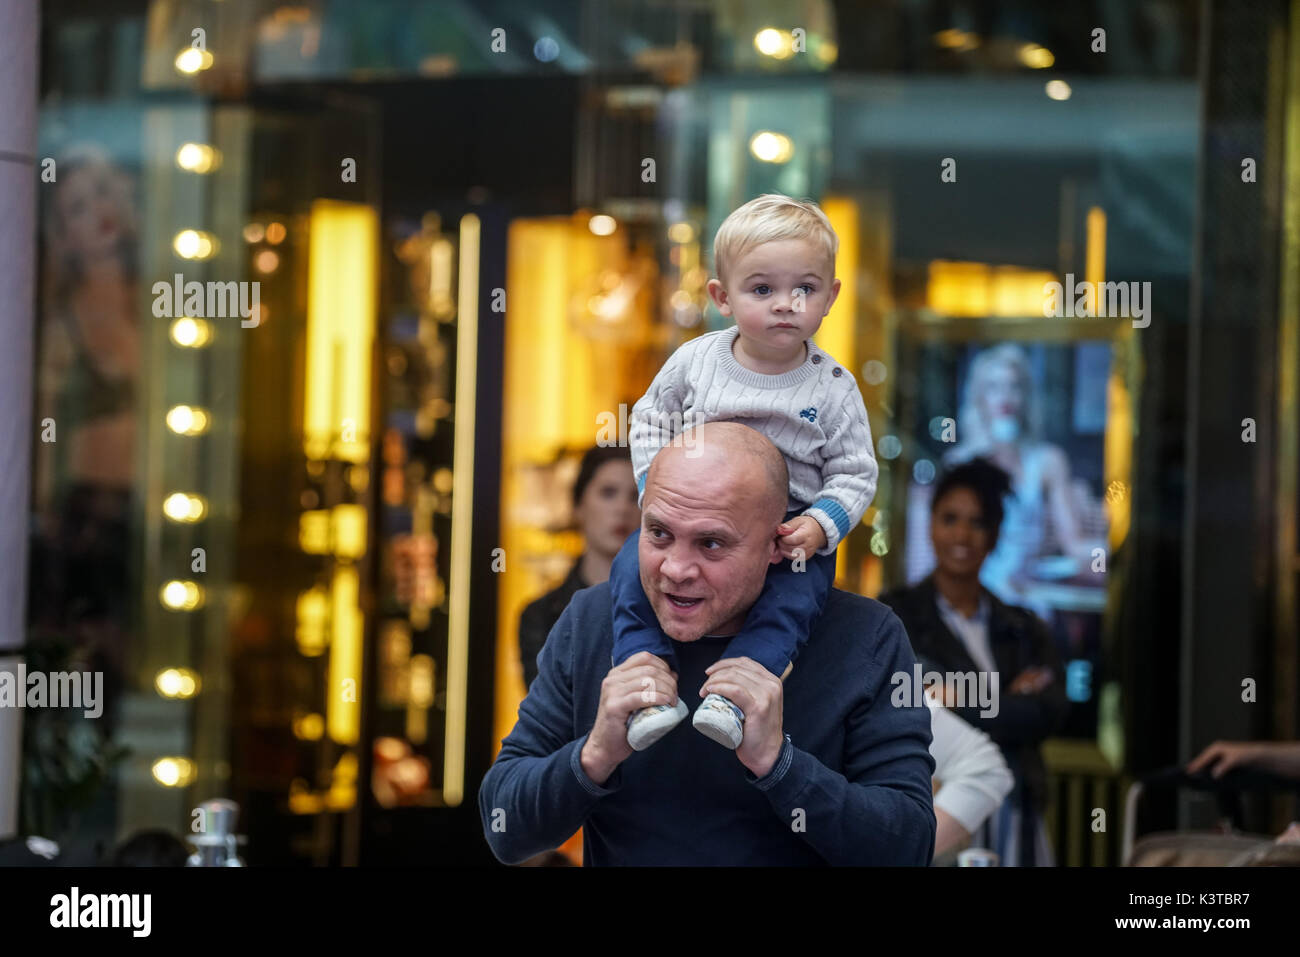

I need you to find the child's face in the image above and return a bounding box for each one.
[708,238,840,356]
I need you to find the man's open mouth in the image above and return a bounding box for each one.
[665,593,702,609]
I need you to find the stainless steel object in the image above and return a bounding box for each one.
[186,798,246,867]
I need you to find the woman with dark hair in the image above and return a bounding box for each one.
[880,457,1068,865]
[518,444,638,689]
[514,446,636,865]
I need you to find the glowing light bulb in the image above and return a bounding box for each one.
[156,668,201,699]
[176,142,219,173]
[160,580,204,610]
[173,230,218,260]
[754,28,785,57]
[174,48,213,74]
[166,404,210,435]
[170,317,213,348]
[1046,79,1072,101]
[1018,44,1055,69]
[152,757,196,787]
[749,131,794,163]
[163,492,208,523]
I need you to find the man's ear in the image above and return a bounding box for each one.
[769,525,784,565]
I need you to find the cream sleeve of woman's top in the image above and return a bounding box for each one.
[928,693,1015,834]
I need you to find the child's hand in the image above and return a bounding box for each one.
[776,515,827,560]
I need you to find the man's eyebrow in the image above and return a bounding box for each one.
[642,513,736,541]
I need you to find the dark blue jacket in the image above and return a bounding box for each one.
[479,582,936,865]
[879,575,1068,813]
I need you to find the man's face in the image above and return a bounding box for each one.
[638,455,782,642]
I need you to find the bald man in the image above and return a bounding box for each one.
[479,424,936,865]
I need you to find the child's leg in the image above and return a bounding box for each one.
[608,529,679,674]
[611,529,689,751]
[720,546,838,679]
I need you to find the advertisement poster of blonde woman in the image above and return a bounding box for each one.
[905,342,1109,610]
[902,339,1111,739]
[27,135,142,841]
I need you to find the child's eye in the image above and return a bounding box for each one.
[797,284,814,294]
[753,284,770,295]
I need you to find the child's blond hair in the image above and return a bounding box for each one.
[712,193,838,285]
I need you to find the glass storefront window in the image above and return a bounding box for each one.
[21,0,1296,870]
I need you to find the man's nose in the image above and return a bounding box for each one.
[658,544,697,582]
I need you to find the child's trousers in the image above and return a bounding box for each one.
[608,512,837,679]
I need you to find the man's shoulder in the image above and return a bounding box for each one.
[802,590,913,697]
[562,584,907,655]
[533,582,612,679]
[568,578,610,604]
[817,588,906,650]
[824,586,896,616]
[875,585,907,610]
[877,580,931,617]
[558,581,613,638]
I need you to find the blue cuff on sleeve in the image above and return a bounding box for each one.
[809,497,851,540]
